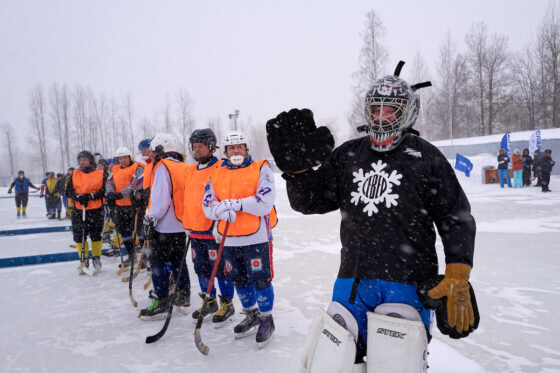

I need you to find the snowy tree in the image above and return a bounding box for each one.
[348,10,388,130]
[29,85,49,173]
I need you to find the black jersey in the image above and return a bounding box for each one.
[283,134,475,284]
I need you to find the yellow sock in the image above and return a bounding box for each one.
[23,207,26,213]
[92,240,103,257]
[76,241,90,258]
[113,233,123,248]
[17,207,21,213]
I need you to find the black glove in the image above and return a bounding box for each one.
[143,216,158,241]
[7,189,12,194]
[75,194,91,206]
[106,192,118,204]
[266,108,335,173]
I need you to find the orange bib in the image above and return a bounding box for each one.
[148,159,187,222]
[211,160,277,237]
[183,161,221,231]
[72,169,104,210]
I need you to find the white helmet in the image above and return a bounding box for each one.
[223,131,249,166]
[223,131,249,147]
[150,133,178,153]
[114,147,132,158]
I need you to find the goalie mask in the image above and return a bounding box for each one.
[364,61,431,152]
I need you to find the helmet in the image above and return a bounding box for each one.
[17,170,24,175]
[150,133,178,154]
[138,138,152,151]
[223,131,249,166]
[364,61,431,152]
[190,129,218,150]
[77,150,96,167]
[114,147,132,158]
[223,131,249,147]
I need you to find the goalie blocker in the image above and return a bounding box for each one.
[301,302,429,373]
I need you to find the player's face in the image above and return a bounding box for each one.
[118,156,131,168]
[226,144,247,158]
[371,105,397,125]
[79,158,90,168]
[192,142,211,159]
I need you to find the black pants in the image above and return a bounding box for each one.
[541,172,551,191]
[522,169,531,186]
[149,231,190,298]
[72,207,104,242]
[15,192,28,208]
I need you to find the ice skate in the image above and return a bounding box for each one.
[138,296,170,321]
[192,294,218,323]
[174,286,191,315]
[256,314,275,349]
[212,295,235,329]
[92,256,102,272]
[233,308,260,339]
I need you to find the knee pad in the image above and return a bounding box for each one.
[366,303,428,373]
[300,302,366,373]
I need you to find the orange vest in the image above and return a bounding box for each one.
[211,160,278,237]
[143,162,153,190]
[183,161,221,231]
[148,159,187,222]
[112,163,143,206]
[72,169,104,210]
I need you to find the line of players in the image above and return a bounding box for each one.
[67,129,277,347]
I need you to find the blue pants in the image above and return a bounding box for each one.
[498,169,512,187]
[191,237,234,299]
[149,231,190,299]
[332,278,433,357]
[513,170,523,187]
[223,242,274,313]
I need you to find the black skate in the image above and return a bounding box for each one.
[233,308,260,339]
[212,295,235,328]
[16,211,21,219]
[92,256,102,272]
[256,314,275,349]
[174,286,191,315]
[138,296,170,321]
[192,294,218,323]
[22,211,27,218]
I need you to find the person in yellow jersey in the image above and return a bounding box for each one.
[139,133,191,320]
[106,147,144,268]
[45,172,60,219]
[183,129,235,326]
[66,151,107,273]
[202,131,277,348]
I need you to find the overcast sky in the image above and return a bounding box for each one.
[0,0,554,142]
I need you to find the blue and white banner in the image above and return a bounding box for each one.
[500,132,511,167]
[529,130,542,155]
[455,153,473,177]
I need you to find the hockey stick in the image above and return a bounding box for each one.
[145,236,191,344]
[121,239,148,282]
[78,205,96,276]
[144,274,153,290]
[195,222,230,355]
[128,210,140,307]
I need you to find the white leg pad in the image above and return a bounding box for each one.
[367,303,428,373]
[300,302,366,373]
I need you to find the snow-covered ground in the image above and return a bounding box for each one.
[1,160,560,373]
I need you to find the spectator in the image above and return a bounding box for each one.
[533,149,542,187]
[511,149,523,188]
[521,149,533,187]
[540,149,556,193]
[497,149,512,188]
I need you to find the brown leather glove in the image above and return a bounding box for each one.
[428,263,474,333]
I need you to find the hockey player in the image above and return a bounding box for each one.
[8,170,40,218]
[266,62,478,372]
[202,131,277,347]
[139,133,191,319]
[106,147,144,268]
[183,129,235,325]
[66,151,107,273]
[45,172,61,219]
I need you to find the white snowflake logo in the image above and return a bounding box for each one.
[350,160,402,216]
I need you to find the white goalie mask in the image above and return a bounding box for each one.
[223,131,250,166]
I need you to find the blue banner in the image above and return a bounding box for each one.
[455,153,473,177]
[500,132,511,167]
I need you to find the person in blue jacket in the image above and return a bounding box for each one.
[8,170,40,218]
[497,148,512,188]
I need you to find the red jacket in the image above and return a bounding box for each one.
[512,153,523,171]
